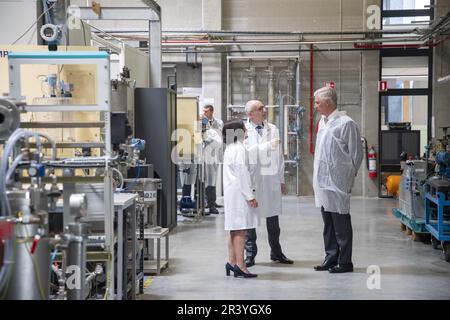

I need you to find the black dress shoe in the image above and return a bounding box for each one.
[314,261,337,271]
[233,265,257,278]
[328,264,353,273]
[245,258,255,268]
[209,207,219,214]
[225,262,234,276]
[271,254,294,264]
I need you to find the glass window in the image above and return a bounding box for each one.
[383,0,430,10]
[382,56,429,89]
[381,95,428,153]
[382,16,430,29]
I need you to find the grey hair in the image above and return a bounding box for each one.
[245,100,262,114]
[314,87,337,107]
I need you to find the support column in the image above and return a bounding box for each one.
[201,0,223,200]
[361,50,380,197]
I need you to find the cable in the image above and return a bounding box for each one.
[5,153,24,184]
[81,20,87,46]
[11,1,57,45]
[111,167,124,190]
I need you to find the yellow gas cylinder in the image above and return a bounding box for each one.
[386,175,401,197]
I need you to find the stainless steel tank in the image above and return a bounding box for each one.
[4,190,51,300]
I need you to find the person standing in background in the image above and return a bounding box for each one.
[201,104,224,214]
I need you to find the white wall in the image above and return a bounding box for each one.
[0,0,39,45]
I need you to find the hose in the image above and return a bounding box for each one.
[1,129,57,216]
[111,168,124,190]
[5,154,24,184]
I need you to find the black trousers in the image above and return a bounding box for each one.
[182,184,192,198]
[321,207,353,266]
[245,215,283,260]
[205,186,216,208]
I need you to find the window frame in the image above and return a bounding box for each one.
[377,0,434,197]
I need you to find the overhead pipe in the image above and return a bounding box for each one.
[354,35,450,49]
[152,38,425,47]
[161,47,381,54]
[160,36,450,54]
[94,28,420,36]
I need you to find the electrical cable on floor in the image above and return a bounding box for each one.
[143,277,153,289]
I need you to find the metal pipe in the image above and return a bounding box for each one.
[247,63,256,100]
[295,58,301,106]
[159,47,396,54]
[267,63,275,122]
[295,58,301,196]
[145,38,425,47]
[94,28,420,36]
[149,18,162,87]
[285,62,295,154]
[279,93,284,156]
[65,223,88,300]
[309,44,314,155]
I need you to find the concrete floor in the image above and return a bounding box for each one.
[142,197,450,300]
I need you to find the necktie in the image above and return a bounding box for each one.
[256,125,263,136]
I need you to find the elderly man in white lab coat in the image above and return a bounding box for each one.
[313,87,363,274]
[201,104,224,214]
[244,100,293,267]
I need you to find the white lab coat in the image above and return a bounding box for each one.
[223,142,259,230]
[244,121,285,218]
[179,163,197,186]
[202,119,223,186]
[313,110,363,214]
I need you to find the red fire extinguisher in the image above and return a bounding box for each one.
[368,146,377,178]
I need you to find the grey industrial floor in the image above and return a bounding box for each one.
[142,197,450,300]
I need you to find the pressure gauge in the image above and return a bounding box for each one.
[40,24,60,42]
[28,166,38,177]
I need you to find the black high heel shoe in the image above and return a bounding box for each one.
[233,265,257,278]
[225,262,234,276]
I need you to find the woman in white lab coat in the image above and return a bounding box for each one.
[222,119,259,278]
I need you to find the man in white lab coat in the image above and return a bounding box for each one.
[312,87,363,273]
[244,100,293,267]
[201,105,224,214]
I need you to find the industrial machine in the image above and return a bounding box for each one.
[424,148,450,261]
[392,126,450,262]
[0,50,164,300]
[398,160,428,221]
